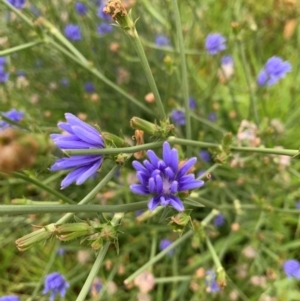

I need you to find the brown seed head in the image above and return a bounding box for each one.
[103,0,127,21]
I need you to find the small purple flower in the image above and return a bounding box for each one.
[75,2,88,15]
[189,97,196,109]
[199,150,211,163]
[214,214,225,227]
[97,3,111,20]
[170,109,185,126]
[205,270,220,293]
[155,35,170,47]
[43,272,69,301]
[97,23,113,36]
[257,56,292,87]
[57,248,65,256]
[0,296,20,301]
[60,78,69,87]
[0,67,9,83]
[0,109,24,131]
[205,33,226,55]
[208,112,217,122]
[283,259,300,279]
[159,239,174,256]
[296,202,300,210]
[64,24,82,41]
[50,113,105,189]
[84,82,95,93]
[7,0,26,9]
[130,141,204,211]
[0,57,7,66]
[221,55,234,65]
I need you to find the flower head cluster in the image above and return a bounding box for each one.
[159,239,174,256]
[0,56,9,83]
[75,2,88,15]
[205,33,226,55]
[43,272,69,301]
[155,35,170,47]
[257,56,291,86]
[0,296,20,301]
[283,259,300,279]
[64,24,82,41]
[0,109,24,131]
[130,142,204,211]
[170,98,197,126]
[199,150,211,163]
[7,0,25,9]
[50,113,105,189]
[205,270,220,293]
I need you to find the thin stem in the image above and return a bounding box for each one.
[75,213,124,301]
[0,40,43,56]
[0,201,148,215]
[190,112,226,134]
[206,236,223,271]
[12,172,76,204]
[155,276,192,283]
[237,39,259,125]
[63,138,299,157]
[124,230,194,285]
[130,27,166,119]
[172,0,192,155]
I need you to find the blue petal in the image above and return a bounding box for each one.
[136,171,149,185]
[177,157,197,177]
[130,184,148,195]
[148,196,160,211]
[60,167,90,189]
[65,113,100,137]
[72,125,103,146]
[164,167,175,180]
[50,156,101,170]
[53,139,95,149]
[179,179,204,191]
[132,161,149,174]
[143,159,155,172]
[169,196,184,211]
[148,177,155,193]
[162,142,172,165]
[169,149,179,172]
[155,175,163,194]
[75,160,102,185]
[58,122,74,134]
[147,150,160,166]
[170,181,178,194]
[160,196,169,206]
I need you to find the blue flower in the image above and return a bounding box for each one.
[43,272,69,301]
[189,97,196,109]
[214,214,225,227]
[50,113,105,189]
[283,259,300,279]
[199,150,211,163]
[97,3,111,20]
[170,109,186,126]
[57,247,65,256]
[221,55,234,65]
[208,112,217,122]
[0,109,24,131]
[75,2,88,15]
[60,78,69,87]
[257,56,292,86]
[159,239,174,256]
[97,23,113,36]
[130,141,204,211]
[90,277,102,298]
[205,270,220,293]
[296,202,300,210]
[84,82,96,93]
[155,35,170,47]
[0,56,7,66]
[205,33,226,55]
[7,0,26,9]
[0,67,9,83]
[64,24,82,41]
[0,296,20,301]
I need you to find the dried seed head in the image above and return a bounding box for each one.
[103,0,127,21]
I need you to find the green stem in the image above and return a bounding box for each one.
[12,172,76,204]
[130,26,166,119]
[237,39,259,125]
[155,276,192,283]
[190,112,226,134]
[0,40,43,56]
[172,0,192,155]
[0,201,148,215]
[75,213,124,301]
[63,138,299,157]
[1,0,33,26]
[124,230,194,285]
[206,236,223,271]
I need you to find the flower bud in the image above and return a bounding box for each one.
[102,132,129,147]
[130,117,158,135]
